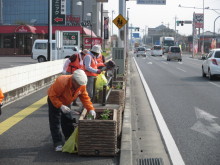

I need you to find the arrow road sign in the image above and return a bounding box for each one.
[191,107,220,139]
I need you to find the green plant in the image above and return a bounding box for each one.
[100,109,111,120]
[115,82,122,89]
[86,113,94,120]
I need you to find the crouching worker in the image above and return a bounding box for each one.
[0,88,4,116]
[47,69,96,152]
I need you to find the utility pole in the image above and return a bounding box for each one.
[174,16,177,44]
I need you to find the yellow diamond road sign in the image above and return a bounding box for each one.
[113,14,127,29]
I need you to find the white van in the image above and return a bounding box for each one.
[32,39,79,62]
[151,45,163,56]
[167,46,182,61]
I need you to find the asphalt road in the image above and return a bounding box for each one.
[0,87,119,165]
[135,53,220,165]
[0,57,38,69]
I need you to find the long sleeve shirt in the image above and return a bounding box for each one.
[48,75,94,111]
[0,88,4,104]
[83,52,98,73]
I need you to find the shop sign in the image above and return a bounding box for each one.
[52,0,66,25]
[84,37,102,48]
[62,31,80,48]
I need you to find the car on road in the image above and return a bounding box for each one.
[202,48,220,80]
[136,47,147,57]
[151,45,163,56]
[167,46,182,61]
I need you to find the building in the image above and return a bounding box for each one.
[0,0,103,55]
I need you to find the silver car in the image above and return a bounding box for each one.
[167,46,182,61]
[202,49,220,80]
[136,47,146,57]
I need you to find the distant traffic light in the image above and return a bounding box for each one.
[176,21,184,26]
[135,27,140,31]
[180,21,184,26]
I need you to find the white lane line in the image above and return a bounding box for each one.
[162,61,168,64]
[133,57,185,165]
[209,82,220,88]
[178,62,183,64]
[177,67,186,72]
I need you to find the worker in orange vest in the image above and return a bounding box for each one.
[83,45,107,100]
[96,45,105,64]
[47,69,96,151]
[0,88,4,116]
[65,49,89,74]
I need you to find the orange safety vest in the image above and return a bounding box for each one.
[0,88,4,103]
[66,54,84,74]
[96,54,104,63]
[84,54,98,77]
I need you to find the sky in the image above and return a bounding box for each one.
[104,0,220,36]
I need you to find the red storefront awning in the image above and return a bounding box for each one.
[0,25,97,37]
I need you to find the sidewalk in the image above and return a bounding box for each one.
[120,54,171,165]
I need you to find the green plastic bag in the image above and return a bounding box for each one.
[62,127,78,153]
[95,72,108,90]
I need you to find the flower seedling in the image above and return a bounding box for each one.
[86,113,94,120]
[100,109,111,120]
[115,82,122,89]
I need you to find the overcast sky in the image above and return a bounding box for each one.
[104,0,220,36]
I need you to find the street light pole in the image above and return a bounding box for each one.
[202,0,205,54]
[111,10,115,36]
[87,12,93,49]
[214,16,220,38]
[77,0,84,50]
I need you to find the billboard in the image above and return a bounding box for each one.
[104,17,109,39]
[194,13,204,28]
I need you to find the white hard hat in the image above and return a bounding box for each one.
[91,45,102,54]
[72,69,87,85]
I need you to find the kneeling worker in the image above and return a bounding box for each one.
[47,69,96,151]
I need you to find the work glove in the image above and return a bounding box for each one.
[97,69,102,74]
[60,105,71,114]
[89,110,96,119]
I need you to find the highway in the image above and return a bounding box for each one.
[135,53,220,165]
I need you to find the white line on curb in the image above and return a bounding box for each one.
[133,57,185,165]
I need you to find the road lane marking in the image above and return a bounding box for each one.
[176,67,186,72]
[162,61,168,64]
[133,57,185,165]
[191,107,220,139]
[0,96,47,135]
[209,82,220,88]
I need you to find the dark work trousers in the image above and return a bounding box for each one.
[47,97,75,147]
[87,76,95,100]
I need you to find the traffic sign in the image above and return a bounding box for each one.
[84,37,102,49]
[137,0,166,5]
[113,14,127,29]
[62,31,80,48]
[52,0,66,25]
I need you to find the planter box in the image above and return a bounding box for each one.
[78,109,117,156]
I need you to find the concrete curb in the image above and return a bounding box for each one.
[119,55,132,165]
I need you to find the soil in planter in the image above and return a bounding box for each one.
[85,111,114,120]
